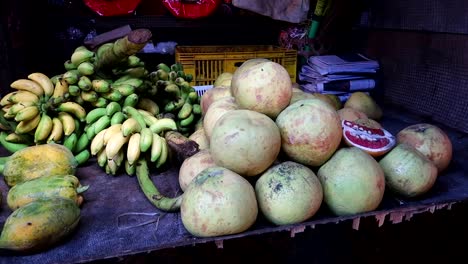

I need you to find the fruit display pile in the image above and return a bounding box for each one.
[0,28,454,253]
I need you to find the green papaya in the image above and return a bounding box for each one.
[2,143,78,187]
[0,197,81,252]
[7,175,89,210]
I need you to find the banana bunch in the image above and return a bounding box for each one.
[0,73,90,164]
[87,104,177,176]
[149,63,202,136]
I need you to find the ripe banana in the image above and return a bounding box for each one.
[8,91,40,104]
[90,128,107,155]
[0,92,14,106]
[14,105,39,122]
[86,107,107,124]
[34,114,53,143]
[155,137,168,168]
[7,101,36,116]
[5,132,32,144]
[127,133,141,165]
[137,98,160,116]
[121,117,142,137]
[105,132,130,161]
[139,127,153,152]
[56,102,87,122]
[10,79,44,97]
[47,117,64,143]
[52,78,69,99]
[15,113,41,134]
[149,118,177,134]
[97,148,108,167]
[103,124,122,145]
[122,106,146,129]
[27,73,54,99]
[58,112,76,136]
[80,90,99,102]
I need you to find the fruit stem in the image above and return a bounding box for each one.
[136,158,182,212]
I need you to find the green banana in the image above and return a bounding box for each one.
[121,118,142,137]
[71,48,95,66]
[68,85,81,97]
[155,137,168,168]
[113,84,135,96]
[75,133,90,154]
[123,93,139,108]
[62,70,80,85]
[63,133,78,153]
[180,113,195,127]
[77,61,95,76]
[101,89,123,102]
[0,131,29,153]
[75,149,90,165]
[91,97,108,108]
[110,111,126,125]
[64,60,77,71]
[80,90,99,102]
[139,127,153,152]
[93,115,111,135]
[127,55,141,68]
[78,76,92,91]
[106,102,121,116]
[192,104,202,115]
[149,118,177,134]
[86,107,107,124]
[157,63,171,73]
[177,102,193,119]
[125,159,136,176]
[5,132,32,144]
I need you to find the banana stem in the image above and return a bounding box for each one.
[136,158,182,212]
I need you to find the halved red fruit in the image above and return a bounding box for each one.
[342,120,396,157]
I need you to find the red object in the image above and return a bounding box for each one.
[162,0,221,19]
[84,0,142,17]
[342,120,396,157]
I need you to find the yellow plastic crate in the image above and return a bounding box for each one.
[175,45,297,86]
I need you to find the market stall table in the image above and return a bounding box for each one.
[0,106,467,264]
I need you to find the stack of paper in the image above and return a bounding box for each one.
[299,53,379,100]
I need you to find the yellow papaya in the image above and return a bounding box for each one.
[0,197,80,253]
[7,175,89,210]
[2,143,78,187]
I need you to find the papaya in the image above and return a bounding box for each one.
[2,143,78,187]
[0,197,81,253]
[7,175,89,210]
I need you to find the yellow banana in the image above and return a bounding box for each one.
[15,113,40,134]
[113,148,125,167]
[56,102,87,122]
[7,101,36,116]
[126,133,141,165]
[10,79,44,97]
[5,132,31,144]
[97,148,108,167]
[90,128,107,155]
[47,117,64,143]
[106,157,119,175]
[58,112,76,136]
[52,78,69,99]
[155,137,168,168]
[14,105,39,122]
[138,109,159,127]
[34,114,53,143]
[121,117,142,137]
[105,131,130,159]
[0,92,15,106]
[103,124,122,145]
[137,98,160,116]
[28,73,54,99]
[8,91,40,104]
[150,133,163,162]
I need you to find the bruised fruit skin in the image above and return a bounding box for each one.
[178,150,217,192]
[188,128,210,150]
[379,144,438,197]
[344,92,382,120]
[317,147,385,216]
[396,123,453,172]
[203,96,239,139]
[200,86,232,115]
[276,98,342,167]
[181,167,258,237]
[210,109,281,177]
[231,60,292,118]
[255,161,323,225]
[3,144,78,187]
[337,107,368,122]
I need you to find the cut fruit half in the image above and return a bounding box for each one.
[342,120,396,157]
